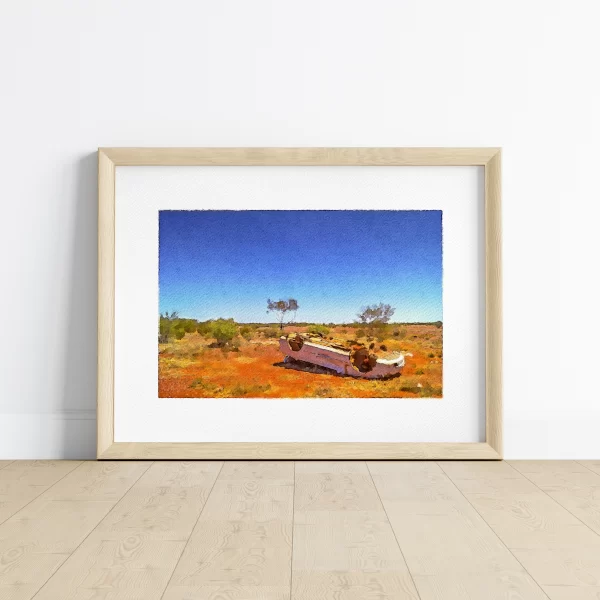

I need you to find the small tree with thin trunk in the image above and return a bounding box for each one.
[355,303,395,337]
[267,298,299,330]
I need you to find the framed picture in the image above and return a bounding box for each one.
[98,148,501,459]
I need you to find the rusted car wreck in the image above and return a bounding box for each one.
[279,332,405,379]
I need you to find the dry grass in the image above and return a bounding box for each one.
[158,324,443,399]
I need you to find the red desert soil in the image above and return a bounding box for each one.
[159,324,442,399]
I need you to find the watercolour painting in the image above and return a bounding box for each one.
[158,209,443,399]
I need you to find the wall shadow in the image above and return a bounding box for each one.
[59,153,98,458]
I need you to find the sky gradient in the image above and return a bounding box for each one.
[159,210,443,323]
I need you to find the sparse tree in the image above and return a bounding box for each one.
[355,303,395,337]
[267,298,299,330]
[159,311,179,343]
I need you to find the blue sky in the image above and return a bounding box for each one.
[159,210,442,323]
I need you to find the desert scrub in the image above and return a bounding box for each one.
[419,382,442,397]
[228,382,271,396]
[162,357,194,370]
[239,325,253,340]
[168,341,205,358]
[262,327,279,339]
[189,377,221,394]
[210,318,238,346]
[394,377,420,395]
[307,324,330,336]
[313,386,334,398]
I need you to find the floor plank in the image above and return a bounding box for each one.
[293,461,419,600]
[370,461,548,599]
[93,461,223,542]
[542,585,600,599]
[510,460,600,535]
[581,461,600,477]
[33,461,222,600]
[0,461,151,600]
[441,460,600,593]
[2,460,600,600]
[162,461,292,600]
[0,460,82,524]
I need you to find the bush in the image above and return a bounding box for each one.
[428,352,435,358]
[307,324,330,336]
[314,386,333,398]
[239,325,253,340]
[174,328,185,340]
[229,382,271,396]
[210,318,237,346]
[182,319,197,333]
[196,321,212,336]
[355,328,366,338]
[263,327,279,339]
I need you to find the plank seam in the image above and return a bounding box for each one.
[29,461,154,600]
[0,461,83,527]
[436,461,552,600]
[158,461,225,600]
[508,461,600,540]
[366,461,422,600]
[576,460,600,477]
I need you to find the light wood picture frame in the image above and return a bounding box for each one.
[98,148,502,460]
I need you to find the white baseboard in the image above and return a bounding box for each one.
[0,409,598,460]
[0,411,97,459]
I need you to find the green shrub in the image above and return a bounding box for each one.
[356,328,366,338]
[182,319,197,333]
[210,318,237,346]
[239,325,253,340]
[263,327,279,338]
[196,321,212,336]
[174,328,185,340]
[307,324,330,336]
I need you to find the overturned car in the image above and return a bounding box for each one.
[279,332,405,379]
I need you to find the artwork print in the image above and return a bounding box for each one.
[159,210,443,398]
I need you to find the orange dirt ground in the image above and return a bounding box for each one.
[159,324,443,399]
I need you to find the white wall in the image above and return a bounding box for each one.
[1,0,598,459]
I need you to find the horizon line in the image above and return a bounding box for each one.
[160,315,443,325]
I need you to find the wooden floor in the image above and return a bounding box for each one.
[1,461,600,599]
